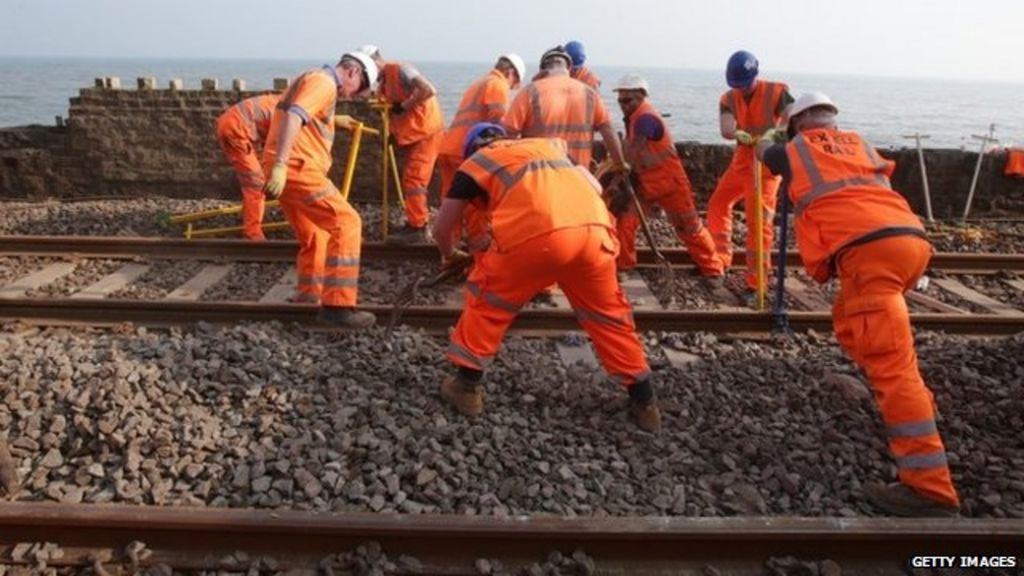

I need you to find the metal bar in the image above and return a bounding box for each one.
[0,237,1022,271]
[340,122,365,201]
[167,200,281,225]
[0,299,1021,335]
[963,123,998,222]
[901,133,933,222]
[0,503,1019,574]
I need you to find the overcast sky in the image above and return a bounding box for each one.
[2,0,1022,84]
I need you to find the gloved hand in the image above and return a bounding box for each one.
[734,130,754,146]
[611,160,632,174]
[762,127,787,144]
[263,163,287,198]
[441,248,473,273]
[391,101,406,116]
[334,114,356,130]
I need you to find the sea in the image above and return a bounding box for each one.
[1,56,1021,150]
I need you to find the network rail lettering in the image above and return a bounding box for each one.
[910,556,1018,569]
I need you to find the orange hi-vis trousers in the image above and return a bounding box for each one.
[400,132,443,229]
[616,192,723,276]
[217,136,266,240]
[707,149,780,289]
[833,235,959,507]
[277,171,362,307]
[447,225,651,387]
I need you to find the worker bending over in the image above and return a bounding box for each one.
[215,93,280,240]
[364,46,444,244]
[433,123,661,433]
[755,92,960,517]
[708,50,792,304]
[262,52,378,328]
[612,74,723,283]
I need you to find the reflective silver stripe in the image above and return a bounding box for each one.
[497,158,575,203]
[483,291,521,313]
[405,186,428,197]
[323,277,359,287]
[896,451,949,470]
[468,153,516,188]
[564,141,593,150]
[792,136,892,216]
[531,122,594,133]
[888,420,938,439]
[315,119,334,146]
[298,275,323,286]
[575,307,632,328]
[466,281,482,298]
[446,342,491,369]
[325,256,360,267]
[237,100,258,134]
[585,89,595,127]
[239,170,265,188]
[527,84,542,134]
[304,187,338,204]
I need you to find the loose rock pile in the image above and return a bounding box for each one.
[0,321,1020,519]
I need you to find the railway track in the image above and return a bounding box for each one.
[1,236,1023,335]
[1,502,1020,574]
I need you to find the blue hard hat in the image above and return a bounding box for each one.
[463,122,507,158]
[726,50,758,89]
[565,41,586,67]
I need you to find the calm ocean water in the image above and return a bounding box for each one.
[1,57,1021,149]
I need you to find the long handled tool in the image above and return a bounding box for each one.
[388,256,474,331]
[753,150,767,311]
[616,134,675,307]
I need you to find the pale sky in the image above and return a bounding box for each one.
[2,0,1022,84]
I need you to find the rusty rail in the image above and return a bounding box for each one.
[0,502,1019,573]
[0,299,1021,335]
[0,236,1021,271]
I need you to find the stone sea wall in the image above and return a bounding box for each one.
[1,76,1022,218]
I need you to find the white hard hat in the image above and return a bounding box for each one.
[788,91,839,118]
[499,53,526,85]
[343,51,378,87]
[357,44,380,58]
[613,73,649,95]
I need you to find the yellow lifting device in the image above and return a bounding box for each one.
[166,114,401,239]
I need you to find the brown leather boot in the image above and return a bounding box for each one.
[629,400,662,433]
[440,374,484,416]
[863,482,960,517]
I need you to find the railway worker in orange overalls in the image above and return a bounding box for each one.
[432,123,661,433]
[611,73,724,284]
[707,50,792,304]
[755,92,960,517]
[436,54,525,249]
[363,47,445,245]
[262,52,379,329]
[215,93,280,240]
[503,46,628,171]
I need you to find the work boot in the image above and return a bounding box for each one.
[629,400,662,433]
[863,482,960,517]
[699,275,725,290]
[440,374,484,416]
[386,224,429,245]
[316,306,376,329]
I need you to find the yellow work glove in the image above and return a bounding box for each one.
[762,127,787,144]
[333,114,356,130]
[263,163,287,198]
[734,130,754,146]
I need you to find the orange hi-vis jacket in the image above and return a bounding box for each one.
[459,138,613,252]
[503,75,609,167]
[382,62,444,146]
[1006,148,1024,178]
[220,94,279,144]
[262,66,340,178]
[626,100,685,199]
[439,69,513,158]
[785,128,927,283]
[572,66,601,90]
[721,79,788,161]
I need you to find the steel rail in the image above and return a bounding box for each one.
[0,502,1019,574]
[0,299,1021,335]
[0,236,1022,271]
